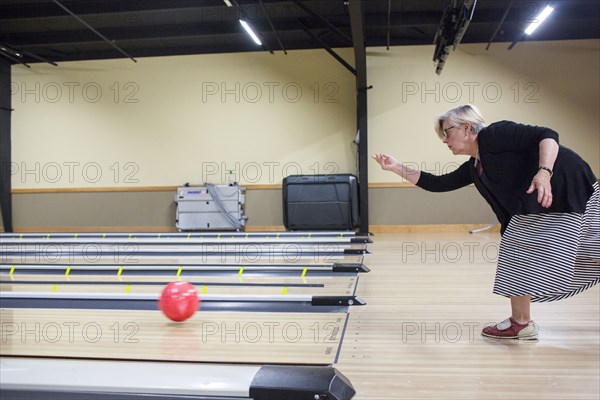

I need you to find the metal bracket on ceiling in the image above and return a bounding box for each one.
[297,20,356,75]
[486,0,515,50]
[50,0,137,63]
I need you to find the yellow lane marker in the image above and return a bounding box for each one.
[301,267,308,278]
[187,233,191,240]
[276,232,280,239]
[238,267,244,277]
[65,266,71,277]
[52,284,57,292]
[117,266,123,281]
[73,233,78,240]
[102,233,106,239]
[9,266,15,281]
[281,286,288,295]
[177,266,183,279]
[202,285,208,294]
[125,284,131,293]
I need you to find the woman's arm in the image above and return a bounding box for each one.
[372,153,421,184]
[372,153,473,192]
[526,138,559,208]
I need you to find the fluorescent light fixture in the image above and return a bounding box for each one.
[240,20,262,45]
[524,5,554,35]
[0,47,21,57]
[223,0,233,6]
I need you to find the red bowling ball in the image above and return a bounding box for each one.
[158,281,200,322]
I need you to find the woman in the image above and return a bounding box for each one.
[373,104,599,340]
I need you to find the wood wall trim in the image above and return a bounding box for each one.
[10,179,600,194]
[369,182,415,188]
[244,184,282,190]
[369,224,500,233]
[3,226,289,233]
[10,182,406,194]
[11,184,283,194]
[6,226,181,233]
[11,186,180,194]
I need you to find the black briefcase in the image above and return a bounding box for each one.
[282,174,360,230]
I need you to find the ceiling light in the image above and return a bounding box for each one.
[223,0,233,6]
[240,20,262,45]
[524,5,554,35]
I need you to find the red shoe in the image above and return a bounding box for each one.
[482,317,538,339]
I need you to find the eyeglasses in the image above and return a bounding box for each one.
[442,126,457,139]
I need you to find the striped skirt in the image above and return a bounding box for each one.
[494,183,600,302]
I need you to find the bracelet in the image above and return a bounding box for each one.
[538,166,553,176]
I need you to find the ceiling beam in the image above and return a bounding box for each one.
[0,12,441,48]
[0,0,296,20]
[11,7,598,46]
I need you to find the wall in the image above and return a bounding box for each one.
[4,39,599,231]
[10,49,357,189]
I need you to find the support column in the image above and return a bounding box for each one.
[348,0,369,233]
[0,58,13,232]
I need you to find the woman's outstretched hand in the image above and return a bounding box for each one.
[372,153,399,172]
[372,152,421,184]
[526,170,553,208]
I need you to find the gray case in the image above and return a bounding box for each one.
[175,185,246,231]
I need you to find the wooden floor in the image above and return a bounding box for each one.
[1,231,598,399]
[337,232,600,400]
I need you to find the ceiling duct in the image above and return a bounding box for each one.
[433,0,477,75]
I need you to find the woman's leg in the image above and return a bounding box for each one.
[510,295,531,324]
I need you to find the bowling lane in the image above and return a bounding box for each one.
[0,274,359,296]
[1,254,364,266]
[0,242,368,254]
[0,263,367,276]
[0,231,365,239]
[0,236,371,245]
[0,308,348,365]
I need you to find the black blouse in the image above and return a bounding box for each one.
[416,121,597,233]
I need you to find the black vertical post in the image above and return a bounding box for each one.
[0,58,13,232]
[348,0,369,233]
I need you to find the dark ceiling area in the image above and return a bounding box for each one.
[0,0,599,66]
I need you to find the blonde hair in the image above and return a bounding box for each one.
[434,104,486,139]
